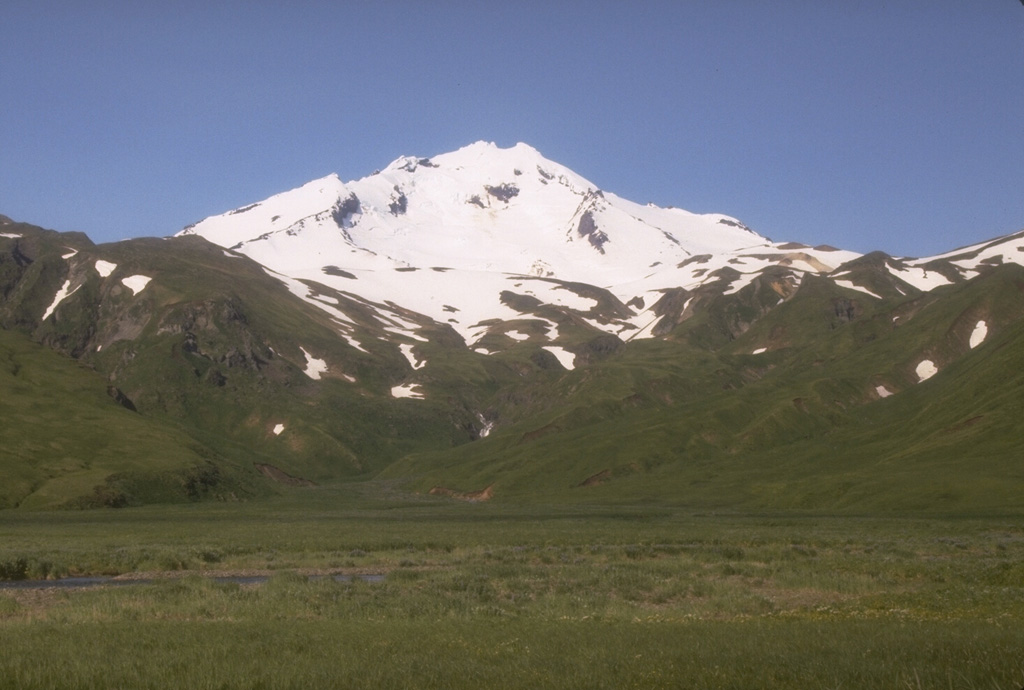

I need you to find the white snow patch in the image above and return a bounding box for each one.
[391,383,425,399]
[969,320,987,349]
[473,347,495,355]
[341,373,356,383]
[834,279,882,299]
[272,424,285,435]
[62,248,78,259]
[223,250,241,258]
[506,330,530,341]
[0,233,21,239]
[42,280,80,320]
[875,385,893,398]
[385,327,428,342]
[543,346,576,370]
[751,347,767,355]
[300,347,328,380]
[120,275,152,295]
[915,359,938,382]
[399,343,425,369]
[536,319,561,341]
[94,260,117,277]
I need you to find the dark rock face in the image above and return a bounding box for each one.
[388,186,408,215]
[228,203,260,215]
[203,368,227,386]
[331,193,361,226]
[831,298,860,324]
[576,211,609,253]
[322,265,357,279]
[485,184,520,203]
[106,386,137,412]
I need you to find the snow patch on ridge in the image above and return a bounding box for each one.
[0,233,21,239]
[272,424,285,435]
[834,279,882,299]
[875,385,893,398]
[94,260,117,277]
[121,275,152,295]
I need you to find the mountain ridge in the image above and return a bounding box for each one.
[1,142,1023,512]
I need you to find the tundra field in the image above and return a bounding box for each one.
[1,486,1022,689]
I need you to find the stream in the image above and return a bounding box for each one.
[0,573,385,590]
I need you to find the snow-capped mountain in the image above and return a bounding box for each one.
[4,143,1024,510]
[179,142,865,345]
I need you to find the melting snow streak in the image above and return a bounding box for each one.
[42,280,80,320]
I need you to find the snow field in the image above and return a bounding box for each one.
[182,143,872,346]
[887,263,951,291]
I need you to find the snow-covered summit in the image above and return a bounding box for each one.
[178,142,861,342]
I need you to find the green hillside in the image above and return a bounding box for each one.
[2,218,1024,514]
[382,266,1024,514]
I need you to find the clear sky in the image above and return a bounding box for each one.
[2,1,1022,257]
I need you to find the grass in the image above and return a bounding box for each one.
[1,491,1023,688]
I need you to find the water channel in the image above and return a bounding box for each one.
[0,573,385,590]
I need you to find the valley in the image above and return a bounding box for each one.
[1,492,1023,688]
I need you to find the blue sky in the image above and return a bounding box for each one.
[2,1,1022,257]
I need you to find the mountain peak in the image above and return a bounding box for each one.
[177,142,867,343]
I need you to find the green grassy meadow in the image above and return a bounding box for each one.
[2,487,1023,689]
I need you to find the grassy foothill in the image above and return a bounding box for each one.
[1,490,1023,689]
